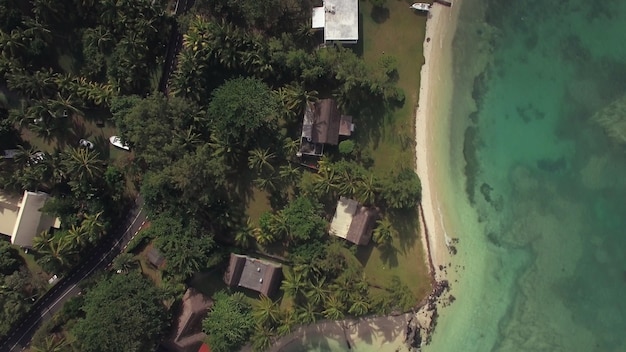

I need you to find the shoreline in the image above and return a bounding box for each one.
[414,2,461,284]
[267,3,463,351]
[411,1,462,345]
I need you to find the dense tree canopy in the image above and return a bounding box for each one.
[0,241,22,275]
[72,273,169,352]
[149,214,223,279]
[112,94,209,170]
[202,291,254,352]
[380,168,422,209]
[208,77,280,150]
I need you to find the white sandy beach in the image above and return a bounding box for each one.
[415,2,462,282]
[267,3,463,351]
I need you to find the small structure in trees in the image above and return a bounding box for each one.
[147,247,166,268]
[165,288,213,352]
[0,190,61,247]
[312,0,360,44]
[223,254,283,297]
[299,99,354,157]
[329,197,378,245]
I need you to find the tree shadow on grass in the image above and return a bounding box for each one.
[371,6,390,24]
[389,208,420,254]
[355,243,374,267]
[378,242,399,267]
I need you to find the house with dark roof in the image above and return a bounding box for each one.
[163,288,212,352]
[298,99,354,157]
[223,254,283,297]
[329,197,378,245]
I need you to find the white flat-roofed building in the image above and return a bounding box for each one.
[312,0,359,44]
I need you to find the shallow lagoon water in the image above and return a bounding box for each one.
[427,0,626,351]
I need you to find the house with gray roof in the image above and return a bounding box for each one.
[329,197,378,245]
[223,254,283,297]
[298,99,354,157]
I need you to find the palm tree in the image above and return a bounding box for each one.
[270,211,289,243]
[348,299,370,316]
[254,230,275,246]
[322,294,345,320]
[251,323,275,352]
[161,278,186,301]
[36,233,75,272]
[295,302,317,324]
[175,127,202,152]
[292,261,320,280]
[81,211,105,243]
[65,224,87,249]
[305,277,329,306]
[0,29,26,58]
[209,134,240,166]
[61,147,105,182]
[280,267,306,300]
[337,169,359,198]
[253,175,278,192]
[313,167,339,198]
[33,230,54,252]
[280,82,318,116]
[356,174,379,206]
[234,218,258,248]
[248,148,276,173]
[278,164,300,186]
[252,295,280,326]
[30,335,70,352]
[372,216,397,245]
[282,137,300,158]
[112,253,138,273]
[276,308,297,336]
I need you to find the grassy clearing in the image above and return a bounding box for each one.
[358,0,427,174]
[18,248,51,285]
[245,187,271,225]
[20,112,130,162]
[357,1,431,299]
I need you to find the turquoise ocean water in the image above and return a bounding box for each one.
[427,0,626,351]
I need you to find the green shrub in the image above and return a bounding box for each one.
[338,140,355,156]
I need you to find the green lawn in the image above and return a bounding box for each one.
[359,0,428,174]
[357,0,431,300]
[245,187,271,225]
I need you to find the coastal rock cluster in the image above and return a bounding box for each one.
[404,280,450,350]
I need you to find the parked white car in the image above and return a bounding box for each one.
[79,139,95,149]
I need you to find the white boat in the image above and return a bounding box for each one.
[410,3,431,11]
[109,136,130,151]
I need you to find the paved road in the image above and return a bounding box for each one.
[1,0,195,349]
[158,0,195,93]
[0,199,146,352]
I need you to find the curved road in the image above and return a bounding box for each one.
[1,0,195,350]
[0,200,146,352]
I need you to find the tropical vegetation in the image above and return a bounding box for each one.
[0,0,429,350]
